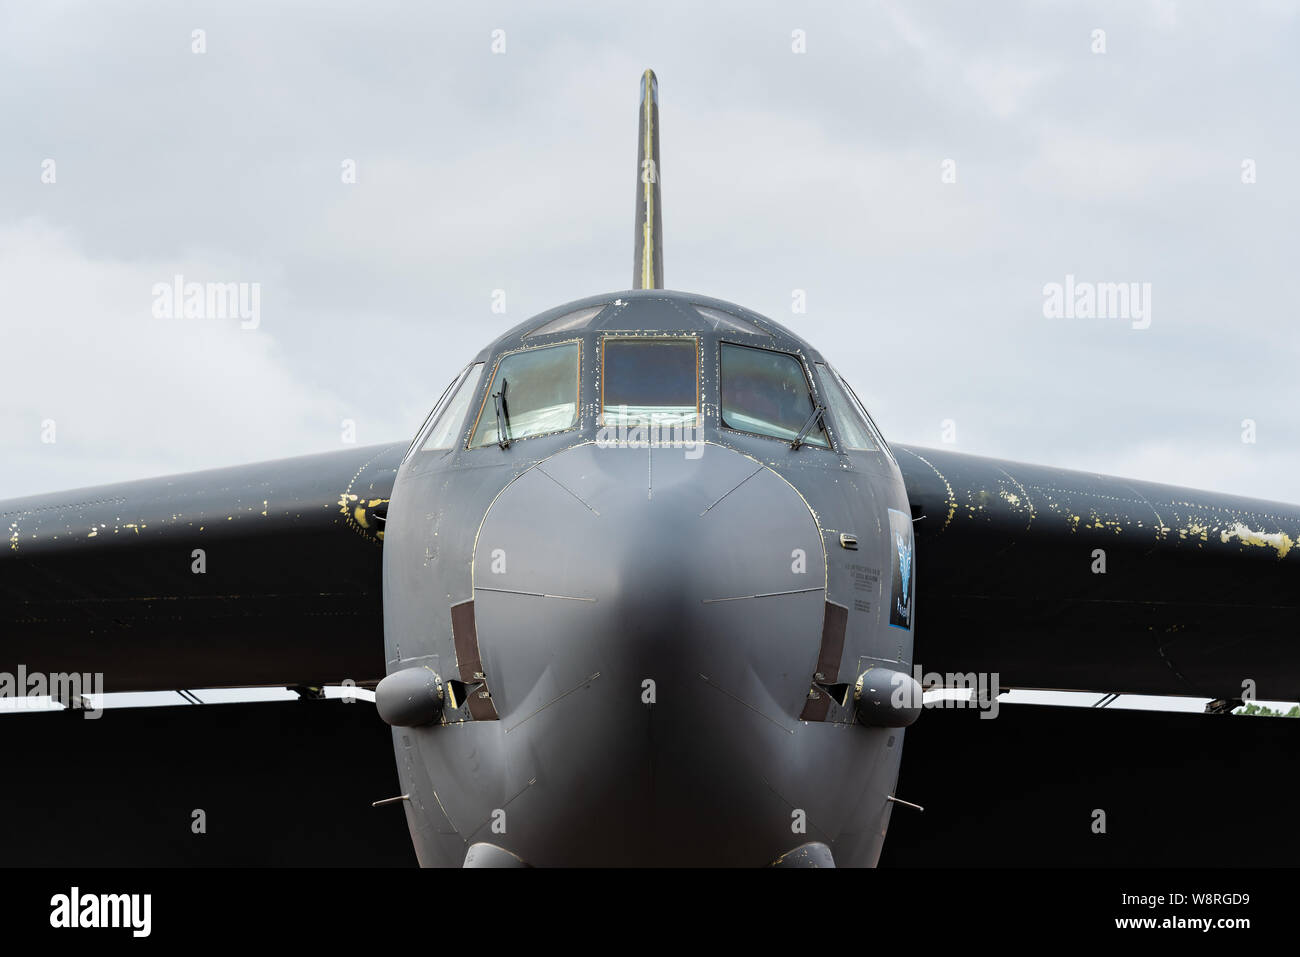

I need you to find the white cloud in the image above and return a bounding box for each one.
[0,219,366,496]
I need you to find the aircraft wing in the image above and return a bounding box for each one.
[895,444,1300,701]
[0,443,404,692]
[7,437,1297,702]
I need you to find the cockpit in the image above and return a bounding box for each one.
[406,293,888,462]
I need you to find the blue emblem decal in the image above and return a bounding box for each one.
[887,508,913,629]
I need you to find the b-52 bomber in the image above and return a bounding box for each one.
[3,71,1298,867]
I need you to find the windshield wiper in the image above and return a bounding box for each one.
[791,402,825,450]
[492,379,511,449]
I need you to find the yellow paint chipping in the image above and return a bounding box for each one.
[1220,522,1294,559]
[904,451,957,532]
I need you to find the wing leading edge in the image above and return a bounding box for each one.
[0,443,403,692]
[896,444,1300,700]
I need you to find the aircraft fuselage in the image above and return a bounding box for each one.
[381,290,917,866]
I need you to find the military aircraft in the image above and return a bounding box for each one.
[3,70,1299,867]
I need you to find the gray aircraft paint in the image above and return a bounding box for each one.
[382,291,914,866]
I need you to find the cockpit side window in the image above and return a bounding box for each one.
[419,362,485,452]
[601,337,698,428]
[719,342,829,447]
[814,362,878,451]
[405,372,460,460]
[469,340,581,448]
[834,367,892,457]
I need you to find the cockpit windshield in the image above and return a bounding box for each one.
[469,341,581,447]
[719,342,828,447]
[458,331,850,454]
[601,337,698,428]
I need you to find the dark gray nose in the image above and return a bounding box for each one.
[468,441,828,865]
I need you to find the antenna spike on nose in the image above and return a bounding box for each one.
[633,69,664,289]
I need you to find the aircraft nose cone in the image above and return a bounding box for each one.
[468,442,827,865]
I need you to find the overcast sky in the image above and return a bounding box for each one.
[3,0,1298,503]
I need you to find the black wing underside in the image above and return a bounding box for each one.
[2,441,1297,700]
[896,444,1300,700]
